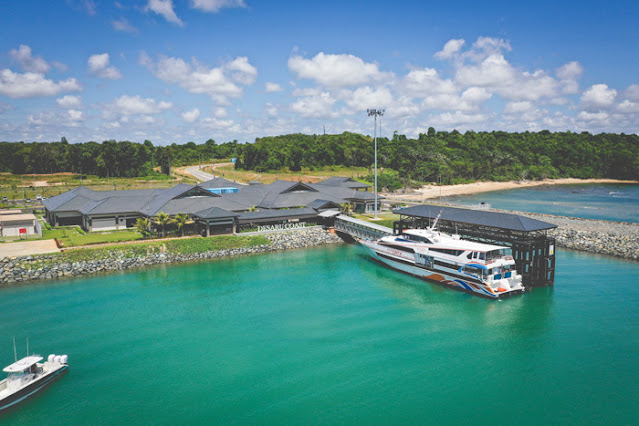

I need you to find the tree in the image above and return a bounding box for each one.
[174,213,190,237]
[154,212,173,237]
[135,218,152,238]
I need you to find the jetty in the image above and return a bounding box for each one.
[335,206,557,287]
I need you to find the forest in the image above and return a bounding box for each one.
[238,129,639,184]
[1,129,638,186]
[0,138,242,177]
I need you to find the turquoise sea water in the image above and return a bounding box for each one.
[1,244,639,425]
[440,184,639,223]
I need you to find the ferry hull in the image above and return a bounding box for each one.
[0,365,68,412]
[361,241,522,299]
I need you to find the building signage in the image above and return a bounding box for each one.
[258,223,306,232]
[19,228,27,234]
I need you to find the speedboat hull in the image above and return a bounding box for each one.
[0,365,68,412]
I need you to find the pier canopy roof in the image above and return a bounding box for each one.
[396,205,556,232]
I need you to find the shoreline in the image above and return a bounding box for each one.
[389,178,639,201]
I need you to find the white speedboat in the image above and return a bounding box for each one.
[0,353,69,412]
[359,216,524,299]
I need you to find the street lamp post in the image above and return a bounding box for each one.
[367,108,384,219]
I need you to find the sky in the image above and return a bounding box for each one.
[0,0,638,145]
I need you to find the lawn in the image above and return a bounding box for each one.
[205,163,372,185]
[0,172,197,202]
[353,212,400,229]
[42,227,143,247]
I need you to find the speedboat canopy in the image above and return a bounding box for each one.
[3,356,43,373]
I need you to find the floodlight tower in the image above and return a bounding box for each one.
[367,108,384,219]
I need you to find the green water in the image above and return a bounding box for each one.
[1,245,639,425]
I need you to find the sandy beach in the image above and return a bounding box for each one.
[387,178,639,201]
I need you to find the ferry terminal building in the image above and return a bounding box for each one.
[42,177,381,236]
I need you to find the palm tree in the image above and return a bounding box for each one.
[155,212,173,237]
[135,218,152,238]
[174,213,190,237]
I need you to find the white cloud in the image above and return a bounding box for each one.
[434,39,465,60]
[580,84,617,109]
[504,101,533,114]
[0,69,81,98]
[182,108,200,122]
[431,111,489,127]
[27,109,85,128]
[141,53,257,103]
[9,45,50,73]
[56,95,82,108]
[265,82,284,93]
[146,0,183,26]
[577,110,610,123]
[190,0,246,12]
[557,61,583,94]
[88,53,122,80]
[290,92,338,118]
[110,95,172,115]
[455,54,560,101]
[617,100,639,114]
[455,54,516,88]
[421,87,491,112]
[342,86,393,111]
[112,17,138,33]
[557,61,583,81]
[201,117,238,130]
[225,57,257,85]
[213,107,228,118]
[622,84,639,102]
[288,52,392,87]
[400,67,456,97]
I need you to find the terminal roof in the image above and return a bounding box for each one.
[396,205,557,232]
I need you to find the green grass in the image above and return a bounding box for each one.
[353,212,400,229]
[23,234,271,268]
[42,227,143,247]
[164,235,269,254]
[208,164,372,185]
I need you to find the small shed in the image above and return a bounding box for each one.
[0,213,38,237]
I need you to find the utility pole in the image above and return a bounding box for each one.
[367,109,384,219]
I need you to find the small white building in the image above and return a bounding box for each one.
[0,213,38,237]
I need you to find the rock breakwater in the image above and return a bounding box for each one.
[519,212,639,261]
[0,228,343,285]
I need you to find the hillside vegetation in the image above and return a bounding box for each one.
[2,129,637,187]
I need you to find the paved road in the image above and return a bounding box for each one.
[185,165,216,182]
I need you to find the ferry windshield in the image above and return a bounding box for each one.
[486,248,512,261]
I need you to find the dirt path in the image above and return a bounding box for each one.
[0,240,60,257]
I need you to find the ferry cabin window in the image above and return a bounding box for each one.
[400,234,432,244]
[430,248,464,256]
[383,244,414,253]
[486,248,512,261]
[468,251,486,260]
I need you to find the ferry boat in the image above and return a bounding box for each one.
[0,352,69,412]
[359,217,524,299]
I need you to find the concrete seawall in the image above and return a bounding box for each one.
[0,228,343,285]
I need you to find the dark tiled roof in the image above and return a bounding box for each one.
[318,176,371,189]
[237,207,318,221]
[306,199,342,209]
[139,184,195,216]
[396,205,557,232]
[198,177,242,189]
[194,207,239,219]
[159,197,250,215]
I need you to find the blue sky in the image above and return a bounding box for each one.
[1,0,638,145]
